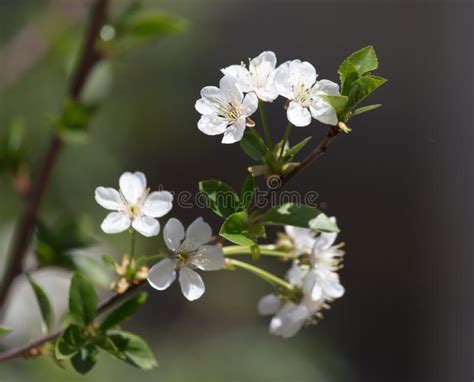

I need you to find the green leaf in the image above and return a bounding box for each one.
[347,75,386,110]
[107,330,158,370]
[54,100,97,144]
[262,203,340,233]
[338,46,378,79]
[102,255,116,271]
[320,95,348,116]
[121,11,186,40]
[55,325,85,360]
[71,344,98,375]
[199,180,240,218]
[0,327,12,338]
[27,275,54,333]
[100,292,147,332]
[220,211,257,246]
[240,174,255,211]
[69,273,97,325]
[283,136,312,159]
[240,131,269,161]
[0,118,26,174]
[351,104,382,117]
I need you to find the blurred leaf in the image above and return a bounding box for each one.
[107,330,158,370]
[54,99,97,144]
[27,275,54,333]
[240,132,268,161]
[119,11,186,40]
[55,325,85,360]
[351,104,382,117]
[0,118,26,174]
[0,327,12,338]
[69,273,97,326]
[240,174,255,211]
[73,255,112,290]
[100,292,147,332]
[220,211,260,246]
[35,216,94,270]
[102,255,116,271]
[199,180,240,218]
[81,61,113,104]
[262,203,340,233]
[71,344,98,375]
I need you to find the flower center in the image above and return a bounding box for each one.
[128,205,141,218]
[220,103,241,122]
[176,252,189,267]
[295,85,311,107]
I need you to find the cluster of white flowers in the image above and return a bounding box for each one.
[195,51,341,144]
[258,219,345,338]
[95,172,225,302]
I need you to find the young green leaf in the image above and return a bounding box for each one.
[262,203,340,233]
[27,275,54,333]
[100,292,148,332]
[54,99,97,144]
[0,327,12,338]
[55,325,85,360]
[347,75,387,111]
[199,180,240,218]
[219,211,261,246]
[351,104,382,117]
[240,131,269,161]
[240,174,255,210]
[320,95,349,117]
[102,255,116,271]
[120,11,186,40]
[283,136,312,159]
[69,273,97,326]
[338,46,378,79]
[71,344,98,375]
[107,330,158,370]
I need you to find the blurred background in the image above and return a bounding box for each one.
[0,0,473,381]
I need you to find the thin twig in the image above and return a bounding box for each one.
[0,282,145,363]
[0,0,108,307]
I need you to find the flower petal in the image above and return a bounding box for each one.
[195,98,217,115]
[179,267,205,301]
[250,51,277,72]
[95,187,124,210]
[163,218,185,252]
[221,118,246,144]
[143,191,173,218]
[101,212,130,234]
[274,61,293,99]
[200,86,224,106]
[270,302,308,338]
[181,217,212,252]
[303,270,323,301]
[286,261,308,287]
[190,245,225,271]
[287,101,312,127]
[255,85,279,102]
[291,60,317,89]
[219,75,243,104]
[313,79,340,96]
[258,294,281,316]
[147,258,177,290]
[241,92,258,117]
[119,172,146,204]
[198,114,228,136]
[284,226,316,254]
[132,216,160,237]
[309,98,338,126]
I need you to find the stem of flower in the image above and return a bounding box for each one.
[225,258,294,290]
[129,230,137,259]
[278,122,293,160]
[258,101,273,148]
[223,245,294,258]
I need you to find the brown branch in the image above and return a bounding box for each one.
[0,0,109,307]
[0,282,145,363]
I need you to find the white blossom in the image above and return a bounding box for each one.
[274,59,340,127]
[195,75,258,144]
[147,217,225,301]
[95,171,173,237]
[221,51,279,102]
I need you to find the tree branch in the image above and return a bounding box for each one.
[0,282,145,363]
[0,0,109,308]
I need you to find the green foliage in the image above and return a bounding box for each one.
[283,136,312,160]
[69,273,97,326]
[240,174,255,210]
[320,95,349,118]
[351,104,382,117]
[102,255,116,271]
[219,211,265,246]
[53,99,97,144]
[27,275,54,333]
[120,11,186,40]
[199,179,240,217]
[100,292,147,332]
[0,327,12,338]
[105,330,158,370]
[261,203,340,233]
[240,131,269,161]
[35,216,94,270]
[71,345,98,375]
[0,118,26,175]
[337,46,386,121]
[55,325,85,360]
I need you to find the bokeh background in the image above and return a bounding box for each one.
[1,0,473,381]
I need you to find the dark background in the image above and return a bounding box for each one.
[0,0,473,381]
